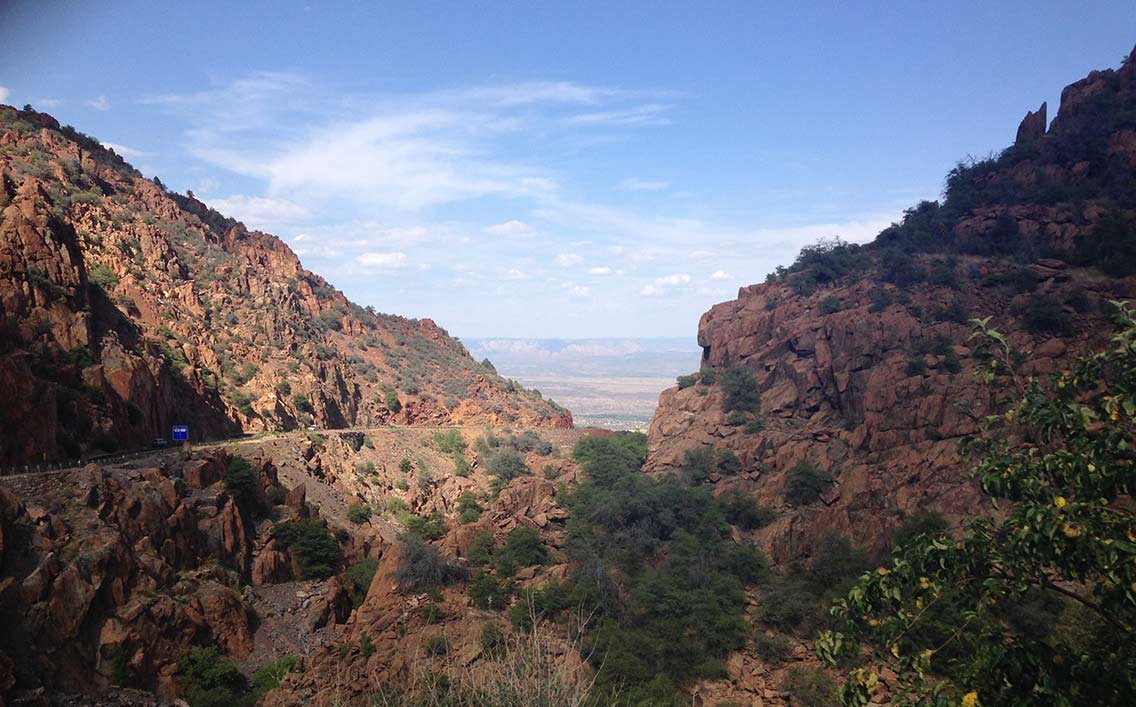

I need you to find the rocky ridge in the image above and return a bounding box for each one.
[646,49,1136,562]
[0,109,570,466]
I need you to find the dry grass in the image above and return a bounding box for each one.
[371,607,603,707]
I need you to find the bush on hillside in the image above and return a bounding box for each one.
[392,534,468,594]
[784,460,834,506]
[271,520,341,579]
[719,365,760,413]
[178,646,251,707]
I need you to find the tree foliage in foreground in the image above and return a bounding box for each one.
[819,304,1136,706]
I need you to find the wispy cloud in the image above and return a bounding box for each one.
[206,195,309,230]
[101,141,154,159]
[87,95,111,111]
[34,97,64,108]
[563,103,670,126]
[618,177,669,191]
[0,86,10,104]
[356,251,408,268]
[710,269,730,280]
[484,219,536,237]
[555,253,583,267]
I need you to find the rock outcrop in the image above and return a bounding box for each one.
[1015,100,1047,144]
[646,47,1136,562]
[0,451,284,699]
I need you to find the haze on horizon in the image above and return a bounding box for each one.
[0,1,1131,338]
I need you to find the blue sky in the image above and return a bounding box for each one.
[1,2,1133,337]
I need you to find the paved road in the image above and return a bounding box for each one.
[0,424,489,479]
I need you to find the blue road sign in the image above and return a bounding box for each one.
[172,425,189,442]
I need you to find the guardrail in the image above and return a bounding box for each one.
[0,446,176,478]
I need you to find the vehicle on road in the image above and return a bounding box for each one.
[151,438,169,448]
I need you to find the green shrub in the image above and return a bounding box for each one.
[496,527,546,576]
[720,491,777,530]
[432,429,466,454]
[1013,293,1074,335]
[453,454,472,477]
[479,622,505,657]
[88,264,119,289]
[485,447,530,481]
[819,296,846,315]
[355,461,376,475]
[224,456,262,514]
[271,520,341,578]
[676,373,698,389]
[275,381,291,396]
[424,636,450,656]
[699,366,716,385]
[725,410,748,426]
[753,633,791,663]
[719,365,760,413]
[419,603,443,624]
[468,530,495,567]
[347,504,373,524]
[395,479,410,491]
[360,634,375,657]
[399,458,413,474]
[868,288,893,313]
[457,492,482,524]
[784,666,837,707]
[893,510,949,548]
[346,557,379,594]
[784,460,833,506]
[402,511,447,541]
[468,571,512,610]
[905,355,928,377]
[682,446,742,483]
[250,655,296,697]
[292,393,312,413]
[178,646,250,707]
[508,581,573,631]
[385,390,402,413]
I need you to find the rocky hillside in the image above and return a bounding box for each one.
[647,48,1136,561]
[0,113,570,465]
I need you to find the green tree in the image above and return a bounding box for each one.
[819,305,1136,706]
[385,390,402,413]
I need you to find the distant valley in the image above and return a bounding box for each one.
[465,337,702,429]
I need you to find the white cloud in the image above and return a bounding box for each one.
[504,268,528,280]
[710,269,730,280]
[587,266,623,276]
[206,195,309,229]
[101,141,154,159]
[34,97,63,108]
[563,104,670,126]
[87,95,111,111]
[0,86,9,104]
[356,252,408,268]
[484,219,535,238]
[555,253,583,267]
[570,285,591,297]
[618,177,669,191]
[640,273,691,297]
